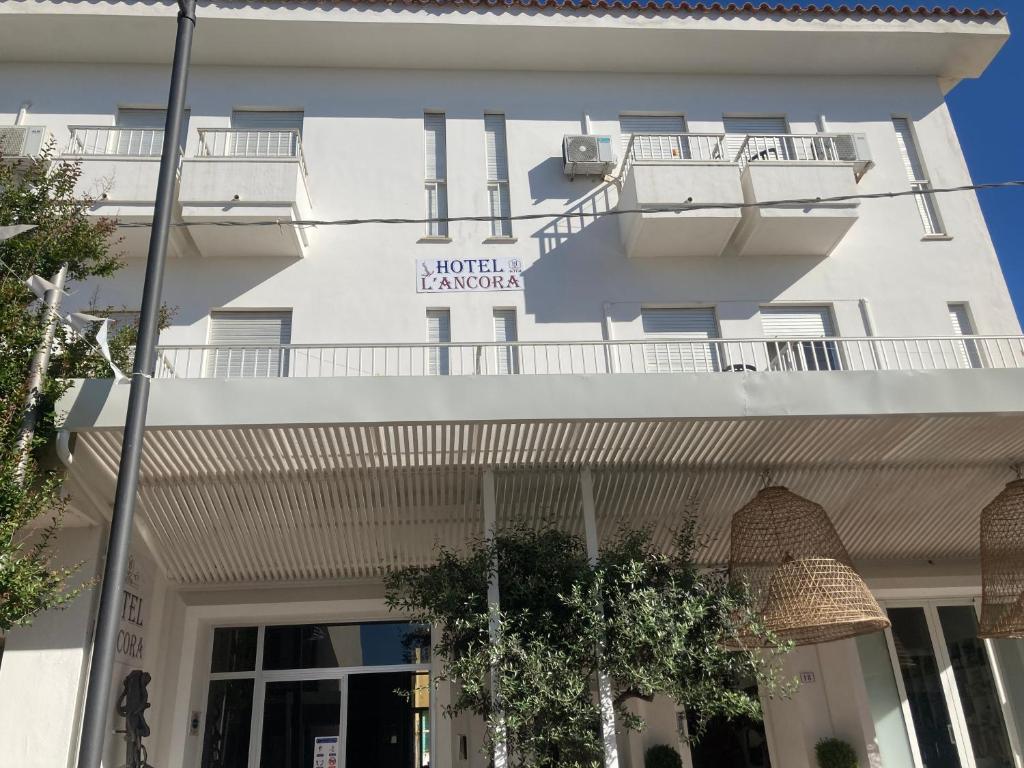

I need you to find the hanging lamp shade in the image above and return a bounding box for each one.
[979,478,1024,639]
[729,485,889,646]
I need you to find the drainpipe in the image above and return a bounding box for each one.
[74,2,196,767]
[859,298,884,370]
[602,302,619,374]
[15,101,31,126]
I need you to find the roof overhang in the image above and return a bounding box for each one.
[59,370,1024,584]
[0,1,1009,84]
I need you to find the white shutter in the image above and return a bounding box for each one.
[228,111,303,158]
[115,108,189,156]
[426,309,451,375]
[619,115,686,158]
[424,113,448,237]
[892,117,943,235]
[493,309,519,375]
[760,306,840,371]
[424,112,446,180]
[641,308,719,373]
[948,303,981,369]
[760,306,835,337]
[723,116,787,161]
[206,310,292,378]
[484,113,509,181]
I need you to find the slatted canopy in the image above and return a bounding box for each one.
[64,411,1024,586]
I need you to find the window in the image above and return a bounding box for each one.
[484,113,511,237]
[641,307,720,373]
[226,110,303,158]
[892,117,944,235]
[200,622,431,768]
[949,303,982,368]
[426,309,451,375]
[760,306,840,371]
[423,112,448,238]
[619,114,687,160]
[723,116,788,163]
[493,309,519,375]
[205,310,292,378]
[114,108,190,157]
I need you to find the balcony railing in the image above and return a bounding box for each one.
[150,336,1024,380]
[625,133,728,163]
[736,133,867,167]
[195,128,308,175]
[65,126,167,157]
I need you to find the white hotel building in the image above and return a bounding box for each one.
[2,2,1024,767]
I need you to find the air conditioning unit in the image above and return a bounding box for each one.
[562,134,616,177]
[834,132,873,179]
[0,125,47,159]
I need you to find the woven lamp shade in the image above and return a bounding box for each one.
[729,485,889,646]
[979,479,1024,639]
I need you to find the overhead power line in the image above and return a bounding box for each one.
[115,179,1024,228]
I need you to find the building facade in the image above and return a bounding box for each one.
[1,1,1023,767]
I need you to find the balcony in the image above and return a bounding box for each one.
[64,126,192,258]
[150,335,1024,380]
[617,133,744,259]
[727,133,871,258]
[178,128,312,259]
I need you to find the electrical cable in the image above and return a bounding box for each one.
[113,179,1024,228]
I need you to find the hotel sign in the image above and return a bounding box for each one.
[416,257,523,293]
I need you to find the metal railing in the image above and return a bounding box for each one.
[196,128,308,175]
[150,336,1024,380]
[736,133,865,167]
[625,133,728,163]
[65,126,168,157]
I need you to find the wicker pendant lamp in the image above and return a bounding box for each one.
[979,471,1024,639]
[729,482,889,646]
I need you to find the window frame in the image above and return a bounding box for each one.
[483,112,512,239]
[892,115,947,237]
[423,111,449,239]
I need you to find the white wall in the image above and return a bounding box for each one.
[0,64,1017,354]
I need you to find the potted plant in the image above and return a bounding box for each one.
[645,744,683,768]
[815,737,859,768]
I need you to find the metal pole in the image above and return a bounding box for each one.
[75,1,195,765]
[14,263,67,485]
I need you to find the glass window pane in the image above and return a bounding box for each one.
[856,631,916,768]
[347,672,425,768]
[210,627,258,673]
[262,622,431,670]
[990,638,1024,756]
[887,607,961,768]
[936,605,1014,768]
[261,679,342,768]
[201,679,254,768]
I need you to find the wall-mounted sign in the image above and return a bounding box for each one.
[115,552,147,665]
[313,736,339,768]
[416,257,523,293]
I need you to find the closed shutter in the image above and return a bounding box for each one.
[892,117,943,235]
[641,308,719,373]
[484,114,511,236]
[115,108,190,156]
[760,306,839,371]
[229,111,303,157]
[493,309,519,375]
[424,113,448,237]
[948,303,981,368]
[723,116,787,161]
[427,309,451,375]
[205,310,292,378]
[619,115,686,159]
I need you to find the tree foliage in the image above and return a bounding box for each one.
[0,146,131,630]
[385,520,792,768]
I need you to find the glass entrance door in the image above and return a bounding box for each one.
[884,602,1019,768]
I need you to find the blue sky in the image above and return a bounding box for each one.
[945,3,1024,322]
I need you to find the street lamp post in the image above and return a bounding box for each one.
[74,1,196,766]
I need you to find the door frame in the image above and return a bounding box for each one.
[200,623,433,768]
[880,598,1024,768]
